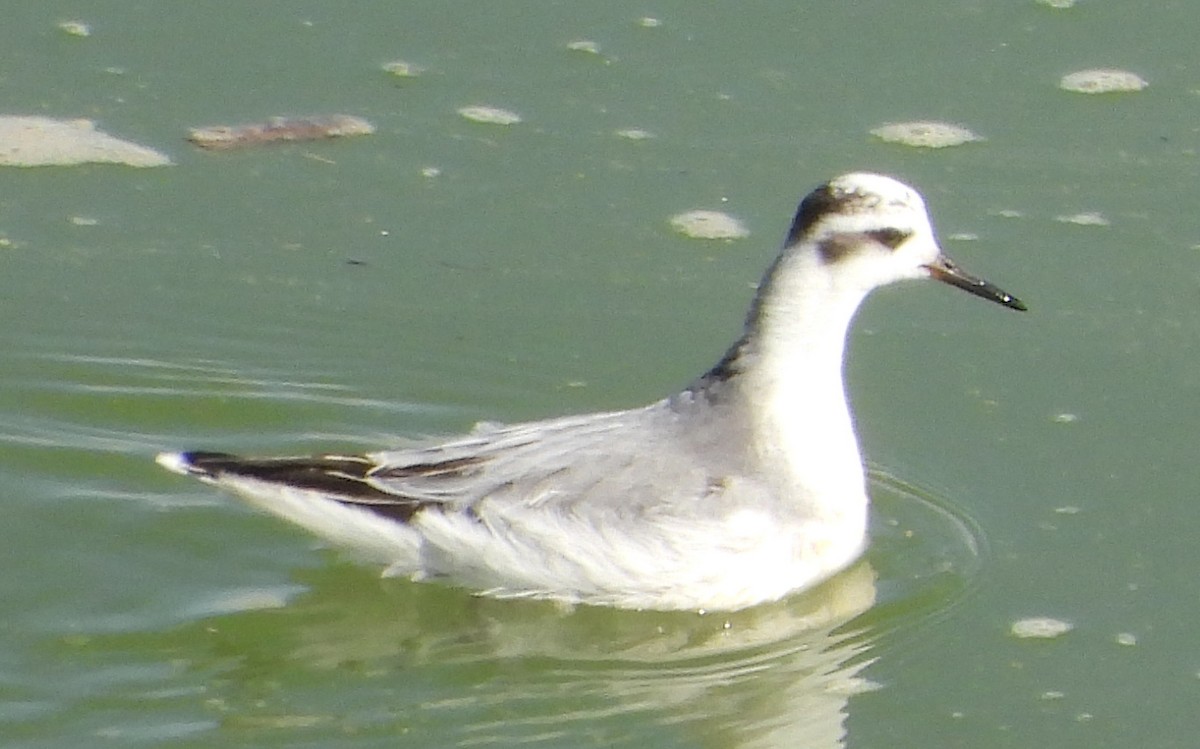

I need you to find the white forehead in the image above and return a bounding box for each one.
[828,172,926,213]
[807,173,933,241]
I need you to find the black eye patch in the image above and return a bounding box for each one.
[865,228,911,249]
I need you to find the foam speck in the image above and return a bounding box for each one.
[615,128,655,140]
[58,20,91,37]
[566,40,602,55]
[382,60,423,78]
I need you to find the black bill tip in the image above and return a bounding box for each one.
[926,255,1027,311]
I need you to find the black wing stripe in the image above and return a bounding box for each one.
[180,451,435,523]
[372,455,485,479]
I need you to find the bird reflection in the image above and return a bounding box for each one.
[188,559,878,748]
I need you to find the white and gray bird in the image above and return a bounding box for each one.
[157,173,1025,612]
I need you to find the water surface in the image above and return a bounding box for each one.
[2,2,1197,747]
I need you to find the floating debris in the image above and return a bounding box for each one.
[947,232,979,242]
[68,216,99,226]
[870,121,983,148]
[187,114,375,150]
[58,20,91,37]
[670,210,749,240]
[1052,412,1081,423]
[1010,617,1074,639]
[638,17,663,28]
[382,60,423,78]
[0,116,171,167]
[1059,69,1147,94]
[1115,632,1138,646]
[566,40,602,55]
[1056,211,1110,227]
[993,209,1024,219]
[1037,0,1076,7]
[615,128,655,140]
[457,105,522,125]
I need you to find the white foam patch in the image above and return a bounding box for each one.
[670,210,749,240]
[615,128,655,140]
[1010,616,1073,639]
[870,121,982,148]
[1055,211,1110,226]
[458,106,522,125]
[0,116,171,167]
[1060,69,1147,94]
[565,40,602,55]
[58,20,91,37]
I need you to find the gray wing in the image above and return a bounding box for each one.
[361,401,746,520]
[172,396,761,525]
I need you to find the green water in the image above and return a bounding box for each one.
[2,2,1197,747]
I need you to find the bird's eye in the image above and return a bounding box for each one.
[866,228,911,249]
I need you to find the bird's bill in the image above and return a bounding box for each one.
[925,255,1027,311]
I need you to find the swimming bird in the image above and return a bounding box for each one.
[157,173,1025,612]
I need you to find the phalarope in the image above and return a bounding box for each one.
[157,173,1025,612]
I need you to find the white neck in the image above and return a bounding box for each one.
[704,249,870,520]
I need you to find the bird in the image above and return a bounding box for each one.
[157,173,1025,612]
